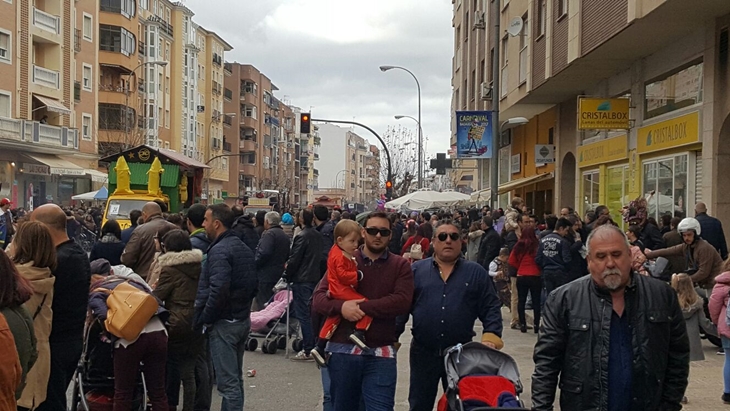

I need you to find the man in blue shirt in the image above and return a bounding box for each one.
[398,221,504,411]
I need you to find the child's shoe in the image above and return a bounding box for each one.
[349,330,369,350]
[310,346,328,368]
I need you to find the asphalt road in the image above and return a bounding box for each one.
[70,308,727,410]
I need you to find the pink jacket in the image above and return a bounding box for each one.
[709,271,730,338]
[629,245,648,276]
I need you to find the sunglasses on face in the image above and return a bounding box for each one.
[365,227,391,237]
[437,232,461,241]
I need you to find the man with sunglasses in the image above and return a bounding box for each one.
[312,212,414,411]
[401,221,504,411]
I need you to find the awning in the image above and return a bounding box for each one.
[33,95,71,115]
[498,172,554,194]
[85,169,108,183]
[158,148,211,169]
[26,154,85,176]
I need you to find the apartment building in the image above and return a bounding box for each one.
[194,25,232,203]
[223,62,303,209]
[0,0,104,208]
[454,0,730,223]
[315,124,376,205]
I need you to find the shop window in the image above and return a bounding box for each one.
[582,170,600,215]
[606,165,629,229]
[645,61,703,119]
[642,154,689,221]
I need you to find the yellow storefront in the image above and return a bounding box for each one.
[578,134,629,225]
[636,110,702,221]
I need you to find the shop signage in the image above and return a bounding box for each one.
[50,167,85,176]
[535,144,556,166]
[23,163,50,175]
[637,111,700,154]
[510,154,521,174]
[577,135,628,168]
[578,98,631,130]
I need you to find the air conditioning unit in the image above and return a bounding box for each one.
[473,11,486,30]
[480,82,493,100]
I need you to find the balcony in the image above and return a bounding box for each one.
[239,91,256,105]
[33,8,60,34]
[519,48,528,85]
[240,139,256,152]
[138,41,146,56]
[74,29,81,53]
[223,114,234,127]
[313,168,319,176]
[313,136,321,146]
[314,153,320,160]
[98,84,127,105]
[500,65,508,99]
[224,62,232,75]
[240,163,256,176]
[0,119,78,150]
[222,140,232,152]
[224,88,233,101]
[147,16,174,38]
[33,65,60,89]
[212,82,222,95]
[240,116,257,129]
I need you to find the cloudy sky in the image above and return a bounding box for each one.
[184,0,454,158]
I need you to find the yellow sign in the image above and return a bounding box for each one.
[578,135,628,168]
[578,98,630,130]
[248,198,270,206]
[637,111,700,154]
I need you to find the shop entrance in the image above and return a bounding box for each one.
[560,152,576,210]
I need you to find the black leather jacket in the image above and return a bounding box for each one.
[284,226,324,284]
[532,273,689,411]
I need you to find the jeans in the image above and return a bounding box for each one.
[723,337,730,394]
[408,340,450,411]
[510,277,519,326]
[36,337,83,411]
[321,367,334,411]
[517,276,542,328]
[291,282,317,352]
[209,319,250,411]
[328,353,397,411]
[543,270,568,297]
[113,330,169,411]
[195,335,214,411]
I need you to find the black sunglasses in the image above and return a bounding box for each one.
[437,232,461,242]
[365,227,391,237]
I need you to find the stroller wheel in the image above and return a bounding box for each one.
[277,335,287,350]
[265,340,278,354]
[261,342,269,354]
[246,338,258,352]
[292,338,303,353]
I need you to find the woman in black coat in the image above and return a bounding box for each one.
[89,220,126,265]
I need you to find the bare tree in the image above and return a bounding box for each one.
[379,125,418,198]
[97,109,148,158]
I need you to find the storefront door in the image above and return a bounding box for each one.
[642,154,689,221]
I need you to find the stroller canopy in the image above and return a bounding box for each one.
[445,342,523,394]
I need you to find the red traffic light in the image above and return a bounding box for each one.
[300,113,312,134]
[385,180,393,189]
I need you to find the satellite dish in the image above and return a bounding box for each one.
[507,17,524,37]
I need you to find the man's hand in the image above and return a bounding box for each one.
[341,299,366,321]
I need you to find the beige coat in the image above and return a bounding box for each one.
[16,262,54,410]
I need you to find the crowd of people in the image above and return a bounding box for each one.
[1,193,730,410]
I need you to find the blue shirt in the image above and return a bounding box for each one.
[608,310,633,411]
[408,258,502,352]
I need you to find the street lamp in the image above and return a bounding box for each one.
[334,169,348,189]
[125,61,168,147]
[489,116,530,208]
[204,112,238,201]
[380,65,423,189]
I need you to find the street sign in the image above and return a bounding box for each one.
[535,144,555,166]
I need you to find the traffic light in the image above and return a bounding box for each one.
[300,112,311,134]
[385,180,393,200]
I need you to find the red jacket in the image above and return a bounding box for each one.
[401,235,430,256]
[326,244,359,299]
[509,248,541,277]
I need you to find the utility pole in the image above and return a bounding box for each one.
[489,0,501,211]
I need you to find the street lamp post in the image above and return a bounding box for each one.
[334,169,348,189]
[203,112,237,201]
[395,114,424,179]
[380,65,422,189]
[125,61,167,148]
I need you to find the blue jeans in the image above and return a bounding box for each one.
[321,367,334,411]
[328,353,397,411]
[291,282,316,352]
[209,319,250,411]
[723,337,730,394]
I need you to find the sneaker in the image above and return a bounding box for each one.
[349,330,369,350]
[510,323,520,330]
[719,348,726,355]
[310,347,328,368]
[723,393,730,404]
[290,350,314,362]
[681,396,688,404]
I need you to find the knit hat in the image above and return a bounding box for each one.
[282,213,294,225]
[90,258,112,275]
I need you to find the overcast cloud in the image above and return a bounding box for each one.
[184,0,454,157]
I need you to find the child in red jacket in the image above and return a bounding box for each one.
[311,219,372,367]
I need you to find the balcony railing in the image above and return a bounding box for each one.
[224,88,233,101]
[222,141,232,152]
[33,65,60,89]
[0,118,78,149]
[500,64,508,99]
[139,41,146,56]
[212,82,222,95]
[223,115,233,127]
[224,62,232,75]
[147,16,174,38]
[74,29,81,53]
[519,48,527,85]
[33,8,60,34]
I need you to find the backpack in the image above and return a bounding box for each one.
[410,243,423,260]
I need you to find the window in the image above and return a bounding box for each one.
[455,26,461,50]
[537,0,546,37]
[99,25,136,56]
[582,170,600,214]
[480,58,486,83]
[139,0,148,10]
[0,31,10,63]
[462,78,467,107]
[244,105,257,120]
[165,109,170,128]
[470,69,476,100]
[645,61,703,119]
[98,104,134,130]
[82,64,92,91]
[82,114,92,140]
[464,12,469,42]
[100,0,136,18]
[0,91,10,117]
[642,155,689,220]
[83,14,93,41]
[558,0,567,18]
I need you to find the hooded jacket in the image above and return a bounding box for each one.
[255,225,291,284]
[645,237,723,289]
[709,271,730,339]
[0,306,36,400]
[154,249,203,344]
[16,263,55,410]
[189,228,211,254]
[50,239,90,342]
[231,215,260,253]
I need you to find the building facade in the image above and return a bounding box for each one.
[454,0,730,223]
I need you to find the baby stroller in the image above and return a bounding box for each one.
[245,288,301,355]
[70,316,147,411]
[437,342,529,411]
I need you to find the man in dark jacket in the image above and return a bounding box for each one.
[640,220,665,251]
[254,211,291,310]
[536,217,573,295]
[186,204,211,253]
[120,209,142,244]
[477,216,502,271]
[284,209,324,361]
[388,213,405,255]
[532,225,689,411]
[231,212,260,252]
[254,210,266,237]
[195,204,257,411]
[314,205,336,275]
[31,204,91,411]
[695,202,728,260]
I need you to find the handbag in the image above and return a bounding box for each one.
[97,281,159,341]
